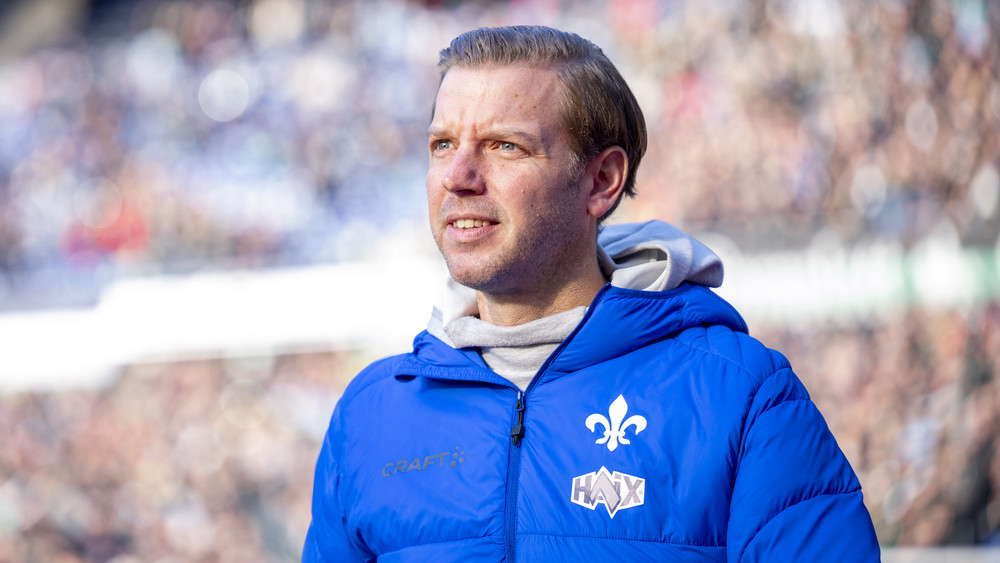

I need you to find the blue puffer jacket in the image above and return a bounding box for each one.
[303,276,880,561]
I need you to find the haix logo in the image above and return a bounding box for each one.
[571,466,645,518]
[586,394,647,452]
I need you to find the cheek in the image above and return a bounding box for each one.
[426,172,442,203]
[425,184,442,225]
[426,160,453,198]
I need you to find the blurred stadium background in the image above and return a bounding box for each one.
[0,0,998,561]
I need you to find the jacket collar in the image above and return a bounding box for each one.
[397,283,746,387]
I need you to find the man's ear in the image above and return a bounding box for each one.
[586,146,628,219]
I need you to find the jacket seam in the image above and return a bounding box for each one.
[737,488,863,562]
[670,336,769,388]
[670,337,806,429]
[753,395,811,414]
[518,531,724,547]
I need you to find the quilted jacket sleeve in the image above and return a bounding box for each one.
[302,413,370,563]
[727,366,880,562]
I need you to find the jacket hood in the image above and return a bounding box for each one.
[597,220,723,292]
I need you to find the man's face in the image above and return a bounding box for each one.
[426,65,593,296]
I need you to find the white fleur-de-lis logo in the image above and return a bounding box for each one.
[585,395,647,452]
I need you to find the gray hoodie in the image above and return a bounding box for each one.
[425,220,725,390]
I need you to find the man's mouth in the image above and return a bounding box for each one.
[451,219,495,229]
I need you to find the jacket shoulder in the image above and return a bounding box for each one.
[680,327,878,561]
[675,323,794,390]
[339,352,411,404]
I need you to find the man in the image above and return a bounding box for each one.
[303,26,880,562]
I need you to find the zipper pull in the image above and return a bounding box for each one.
[510,394,526,447]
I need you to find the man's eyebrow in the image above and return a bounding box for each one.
[426,125,543,144]
[490,127,542,144]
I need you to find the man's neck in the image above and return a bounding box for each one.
[475,264,607,326]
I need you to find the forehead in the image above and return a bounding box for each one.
[431,65,567,133]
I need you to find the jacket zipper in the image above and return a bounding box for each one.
[502,285,609,561]
[504,390,525,560]
[510,394,526,446]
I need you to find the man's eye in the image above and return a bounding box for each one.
[432,140,452,151]
[499,141,518,151]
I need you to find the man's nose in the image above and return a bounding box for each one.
[441,149,485,194]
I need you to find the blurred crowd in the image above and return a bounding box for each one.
[1,350,363,562]
[0,0,996,309]
[614,0,999,252]
[2,0,1000,559]
[0,0,447,310]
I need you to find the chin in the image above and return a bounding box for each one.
[447,269,492,291]
[442,250,521,293]
[445,262,499,292]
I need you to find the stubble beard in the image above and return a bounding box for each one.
[439,164,587,297]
